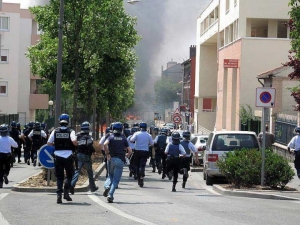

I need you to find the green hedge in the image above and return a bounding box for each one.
[216,149,295,189]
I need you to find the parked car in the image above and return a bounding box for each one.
[164,123,175,131]
[203,131,260,186]
[190,134,209,166]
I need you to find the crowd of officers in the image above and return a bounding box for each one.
[0,114,200,204]
[0,121,49,188]
[100,121,199,203]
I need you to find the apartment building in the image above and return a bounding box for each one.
[0,2,48,125]
[195,0,291,132]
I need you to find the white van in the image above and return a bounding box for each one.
[203,131,260,185]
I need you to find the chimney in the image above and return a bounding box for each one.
[190,45,196,58]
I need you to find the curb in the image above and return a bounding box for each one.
[11,162,106,193]
[212,185,300,201]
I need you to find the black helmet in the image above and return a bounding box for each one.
[59,113,70,124]
[11,121,17,128]
[35,122,41,129]
[41,123,46,129]
[131,127,138,134]
[153,127,159,134]
[160,128,168,135]
[133,122,139,127]
[110,122,115,131]
[112,122,123,134]
[172,132,181,140]
[80,121,90,133]
[105,127,110,134]
[295,127,300,134]
[25,123,29,129]
[139,122,147,130]
[16,122,21,128]
[123,123,129,129]
[0,124,9,136]
[182,131,191,139]
[28,121,34,128]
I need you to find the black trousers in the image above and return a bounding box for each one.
[133,150,149,178]
[180,157,191,182]
[54,155,74,194]
[0,152,12,183]
[155,150,167,175]
[166,156,180,184]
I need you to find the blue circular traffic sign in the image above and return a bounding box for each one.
[38,145,55,169]
[260,92,272,103]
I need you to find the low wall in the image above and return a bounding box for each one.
[273,142,294,163]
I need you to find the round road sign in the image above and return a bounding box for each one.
[172,115,182,124]
[260,92,272,104]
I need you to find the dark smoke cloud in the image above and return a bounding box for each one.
[124,0,210,95]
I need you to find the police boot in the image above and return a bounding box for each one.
[172,182,177,192]
[63,189,72,201]
[57,194,62,204]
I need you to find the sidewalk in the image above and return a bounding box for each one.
[12,162,106,193]
[213,163,300,201]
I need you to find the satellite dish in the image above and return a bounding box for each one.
[127,0,140,4]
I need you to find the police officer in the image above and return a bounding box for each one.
[130,122,154,187]
[99,125,113,178]
[0,124,18,188]
[16,122,24,163]
[23,122,34,165]
[154,128,168,179]
[165,132,186,192]
[70,122,98,194]
[103,122,132,203]
[9,121,21,165]
[41,123,49,145]
[123,123,131,138]
[149,127,159,171]
[29,122,47,167]
[47,114,77,204]
[180,131,199,188]
[288,126,300,178]
[127,127,138,178]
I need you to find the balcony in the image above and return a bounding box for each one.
[29,94,49,109]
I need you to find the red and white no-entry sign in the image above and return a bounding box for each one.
[172,114,181,124]
[256,87,276,107]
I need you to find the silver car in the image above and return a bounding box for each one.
[203,131,260,186]
[190,134,209,166]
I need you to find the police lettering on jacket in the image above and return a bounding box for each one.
[77,134,95,154]
[54,128,74,151]
[108,134,129,160]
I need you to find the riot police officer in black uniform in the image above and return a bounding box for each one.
[180,131,199,188]
[41,123,49,145]
[154,128,168,179]
[165,132,186,192]
[71,122,98,194]
[16,122,24,163]
[29,122,47,167]
[9,121,21,165]
[23,122,34,165]
[123,123,131,138]
[47,114,77,204]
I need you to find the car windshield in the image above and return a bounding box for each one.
[212,134,259,151]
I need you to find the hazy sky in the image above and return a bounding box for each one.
[3,0,210,94]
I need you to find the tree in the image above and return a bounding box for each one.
[27,0,140,127]
[284,0,300,111]
[154,77,181,109]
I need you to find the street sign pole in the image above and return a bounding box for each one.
[261,107,267,186]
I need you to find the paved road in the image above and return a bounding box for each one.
[1,162,300,225]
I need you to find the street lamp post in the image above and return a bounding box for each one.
[48,100,53,118]
[55,0,64,128]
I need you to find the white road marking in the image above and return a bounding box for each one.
[0,193,10,225]
[88,194,157,225]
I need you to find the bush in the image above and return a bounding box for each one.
[216,149,295,189]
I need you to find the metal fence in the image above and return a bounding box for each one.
[0,114,19,125]
[275,120,296,145]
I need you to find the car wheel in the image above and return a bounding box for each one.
[206,175,213,186]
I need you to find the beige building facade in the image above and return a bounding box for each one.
[0,2,48,125]
[195,0,291,132]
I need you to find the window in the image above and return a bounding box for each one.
[277,20,288,38]
[0,82,7,96]
[0,49,8,63]
[0,17,9,30]
[226,0,230,12]
[203,98,212,111]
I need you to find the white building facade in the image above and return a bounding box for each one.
[195,0,291,132]
[0,2,48,125]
